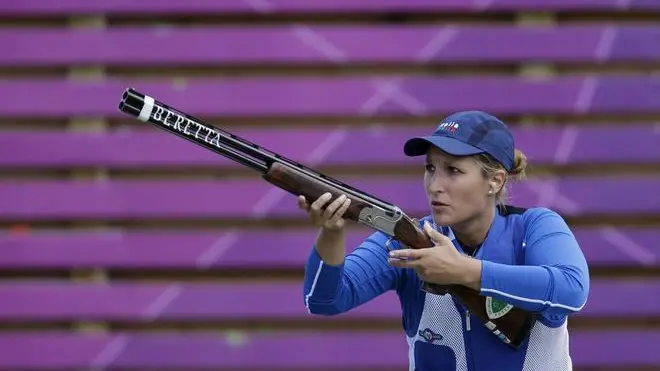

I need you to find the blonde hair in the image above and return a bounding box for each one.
[473,149,528,207]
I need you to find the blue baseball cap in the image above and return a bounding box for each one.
[403,111,515,171]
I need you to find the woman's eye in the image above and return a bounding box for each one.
[448,166,461,174]
[425,164,435,172]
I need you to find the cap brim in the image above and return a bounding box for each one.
[403,136,484,157]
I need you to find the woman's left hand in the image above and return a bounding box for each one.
[388,221,482,288]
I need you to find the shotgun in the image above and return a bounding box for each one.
[117,88,536,348]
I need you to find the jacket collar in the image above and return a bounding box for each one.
[438,206,506,258]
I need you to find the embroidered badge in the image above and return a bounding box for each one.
[486,296,514,319]
[418,328,443,343]
[437,121,460,134]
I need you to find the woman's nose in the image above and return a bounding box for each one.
[427,175,445,193]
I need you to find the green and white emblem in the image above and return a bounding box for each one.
[486,297,514,319]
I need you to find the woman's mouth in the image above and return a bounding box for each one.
[431,201,449,210]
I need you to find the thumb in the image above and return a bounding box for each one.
[423,221,451,244]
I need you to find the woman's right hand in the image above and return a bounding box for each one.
[297,192,352,231]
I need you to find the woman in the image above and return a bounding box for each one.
[298,111,590,371]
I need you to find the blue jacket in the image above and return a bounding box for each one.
[302,205,590,371]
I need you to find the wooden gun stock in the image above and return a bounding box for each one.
[264,162,372,222]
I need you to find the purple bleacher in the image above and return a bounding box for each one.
[0,281,396,321]
[2,26,659,67]
[0,0,658,15]
[0,176,657,221]
[0,279,655,321]
[0,227,657,269]
[1,76,659,118]
[1,125,658,169]
[0,330,657,369]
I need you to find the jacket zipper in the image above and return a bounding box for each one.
[465,310,471,331]
[465,240,480,370]
[456,242,478,370]
[464,307,475,371]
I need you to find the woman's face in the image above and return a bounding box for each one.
[424,146,492,226]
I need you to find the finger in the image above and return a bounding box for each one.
[297,196,309,210]
[327,197,351,224]
[387,257,422,269]
[388,248,425,260]
[322,194,347,220]
[423,221,451,244]
[309,192,332,215]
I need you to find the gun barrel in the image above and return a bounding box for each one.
[117,88,398,212]
[118,88,270,173]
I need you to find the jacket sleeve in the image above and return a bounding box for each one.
[302,231,401,315]
[479,207,590,320]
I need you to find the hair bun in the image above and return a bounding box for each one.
[511,149,528,179]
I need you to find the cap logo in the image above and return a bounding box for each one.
[437,121,460,135]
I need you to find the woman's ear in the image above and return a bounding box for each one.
[489,169,507,195]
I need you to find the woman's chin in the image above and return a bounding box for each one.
[430,212,454,226]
